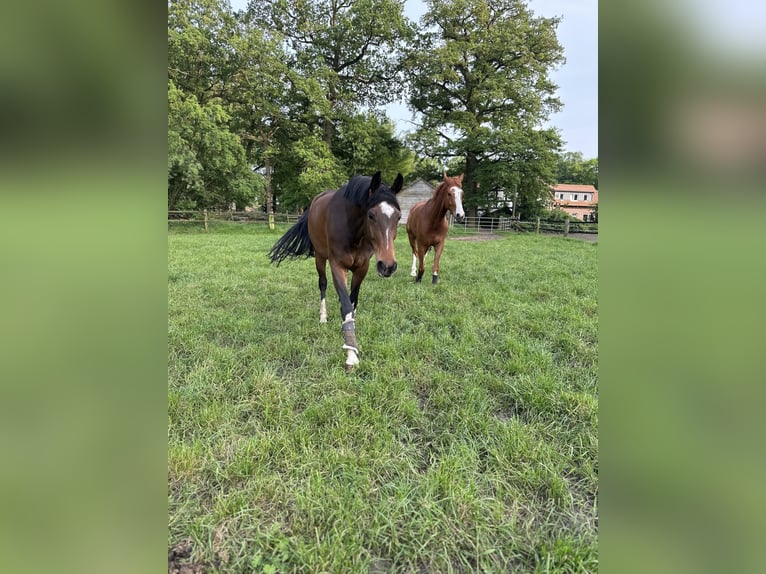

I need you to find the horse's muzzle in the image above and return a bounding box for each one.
[377,260,397,277]
[454,213,465,224]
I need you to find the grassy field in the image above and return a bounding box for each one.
[168,222,598,573]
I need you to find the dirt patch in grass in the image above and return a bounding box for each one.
[168,541,220,574]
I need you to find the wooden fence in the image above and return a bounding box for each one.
[168,210,597,238]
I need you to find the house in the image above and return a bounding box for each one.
[550,184,599,222]
[398,178,436,224]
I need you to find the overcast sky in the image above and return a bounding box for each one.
[227,0,598,158]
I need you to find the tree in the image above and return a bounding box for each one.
[406,0,565,217]
[271,134,348,211]
[471,125,560,219]
[168,80,261,210]
[248,0,413,147]
[225,9,329,215]
[332,111,415,183]
[168,0,240,104]
[555,151,598,187]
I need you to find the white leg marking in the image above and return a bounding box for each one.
[345,348,359,367]
[411,253,417,276]
[319,299,327,323]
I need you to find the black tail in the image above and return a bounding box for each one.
[268,211,314,265]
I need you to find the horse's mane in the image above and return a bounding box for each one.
[341,175,401,210]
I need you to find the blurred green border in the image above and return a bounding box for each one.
[601,1,766,572]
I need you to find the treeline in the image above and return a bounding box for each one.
[168,0,595,219]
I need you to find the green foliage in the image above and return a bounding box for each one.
[168,81,261,210]
[556,152,599,188]
[271,135,347,211]
[249,0,414,146]
[473,125,561,219]
[542,208,580,222]
[332,112,415,183]
[168,0,240,103]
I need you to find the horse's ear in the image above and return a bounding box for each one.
[458,174,464,183]
[369,171,382,196]
[392,173,404,194]
[443,168,447,179]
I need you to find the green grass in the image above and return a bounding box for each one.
[168,222,598,573]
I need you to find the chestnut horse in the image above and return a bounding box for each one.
[406,172,465,284]
[268,172,403,370]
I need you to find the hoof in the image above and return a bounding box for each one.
[432,274,438,285]
[344,347,359,370]
[319,317,327,324]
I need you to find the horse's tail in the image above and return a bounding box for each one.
[268,211,314,265]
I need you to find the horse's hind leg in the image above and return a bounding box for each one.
[316,256,328,323]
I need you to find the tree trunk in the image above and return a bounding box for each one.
[323,81,337,147]
[464,152,479,219]
[323,117,334,147]
[265,151,273,215]
[168,179,184,211]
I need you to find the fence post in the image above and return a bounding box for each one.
[536,217,540,234]
[268,212,275,230]
[564,219,569,237]
[203,209,208,232]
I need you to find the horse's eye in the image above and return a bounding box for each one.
[368,211,375,221]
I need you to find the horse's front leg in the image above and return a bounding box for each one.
[415,245,427,283]
[431,241,446,285]
[349,260,370,313]
[407,228,418,277]
[329,261,359,370]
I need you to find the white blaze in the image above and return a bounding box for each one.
[451,187,465,218]
[379,202,395,217]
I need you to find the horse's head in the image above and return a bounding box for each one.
[442,171,465,223]
[366,171,403,277]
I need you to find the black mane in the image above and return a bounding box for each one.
[341,175,401,211]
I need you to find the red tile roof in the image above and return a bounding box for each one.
[552,184,597,193]
[549,184,598,208]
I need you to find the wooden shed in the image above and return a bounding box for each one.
[398,178,435,224]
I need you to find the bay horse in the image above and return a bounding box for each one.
[268,171,404,370]
[406,172,465,284]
